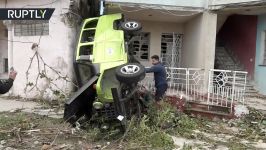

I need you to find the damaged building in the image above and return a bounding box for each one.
[0,0,99,99]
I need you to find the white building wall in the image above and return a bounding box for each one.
[182,14,203,68]
[182,12,217,70]
[202,12,217,74]
[139,20,184,66]
[1,0,78,99]
[182,12,217,91]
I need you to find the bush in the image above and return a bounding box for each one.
[121,102,176,149]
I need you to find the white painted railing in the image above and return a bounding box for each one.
[140,67,247,111]
[207,69,247,111]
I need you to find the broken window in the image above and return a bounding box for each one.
[131,32,150,61]
[81,30,95,43]
[14,20,49,36]
[79,45,93,56]
[84,19,98,29]
[76,61,94,85]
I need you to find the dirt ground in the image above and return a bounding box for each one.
[0,96,266,150]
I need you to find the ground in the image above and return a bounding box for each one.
[0,96,266,150]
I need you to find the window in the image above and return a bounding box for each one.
[84,19,98,29]
[131,32,150,61]
[14,20,49,36]
[81,30,95,43]
[161,33,183,67]
[263,31,266,65]
[4,58,8,73]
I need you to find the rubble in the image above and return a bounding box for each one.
[0,97,266,149]
[234,104,249,117]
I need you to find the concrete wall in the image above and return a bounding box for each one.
[182,15,203,68]
[0,21,8,78]
[218,15,257,79]
[1,0,78,99]
[182,12,217,70]
[255,15,266,95]
[182,12,217,91]
[138,20,184,66]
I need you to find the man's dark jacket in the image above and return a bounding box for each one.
[145,62,167,88]
[0,78,13,94]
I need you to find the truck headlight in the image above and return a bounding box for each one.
[93,101,103,109]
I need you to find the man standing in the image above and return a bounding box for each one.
[0,69,17,94]
[145,55,168,101]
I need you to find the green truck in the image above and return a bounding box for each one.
[64,13,145,128]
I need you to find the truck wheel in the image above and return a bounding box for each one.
[115,63,145,84]
[121,21,142,32]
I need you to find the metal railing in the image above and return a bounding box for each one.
[141,67,205,101]
[140,67,247,111]
[187,68,205,102]
[207,69,247,111]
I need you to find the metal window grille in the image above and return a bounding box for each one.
[161,33,183,68]
[14,20,49,36]
[132,32,150,61]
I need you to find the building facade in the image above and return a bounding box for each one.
[1,0,266,98]
[255,15,266,95]
[0,0,99,99]
[105,0,266,95]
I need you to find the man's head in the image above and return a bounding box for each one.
[151,55,160,65]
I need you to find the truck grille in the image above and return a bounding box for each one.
[96,103,117,120]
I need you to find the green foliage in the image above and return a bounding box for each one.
[0,112,61,140]
[121,102,177,150]
[181,143,193,150]
[234,107,266,142]
[0,113,29,130]
[175,114,199,138]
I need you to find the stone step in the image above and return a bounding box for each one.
[215,46,258,96]
[185,108,233,119]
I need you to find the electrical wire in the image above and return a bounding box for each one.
[61,8,83,20]
[118,5,148,12]
[158,7,200,17]
[21,0,60,8]
[0,39,34,44]
[118,4,201,17]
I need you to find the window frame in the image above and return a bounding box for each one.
[131,32,150,61]
[14,20,49,36]
[262,30,266,65]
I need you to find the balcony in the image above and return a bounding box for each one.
[105,0,207,11]
[209,0,266,10]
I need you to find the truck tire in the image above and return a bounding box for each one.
[121,21,142,32]
[115,63,145,84]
